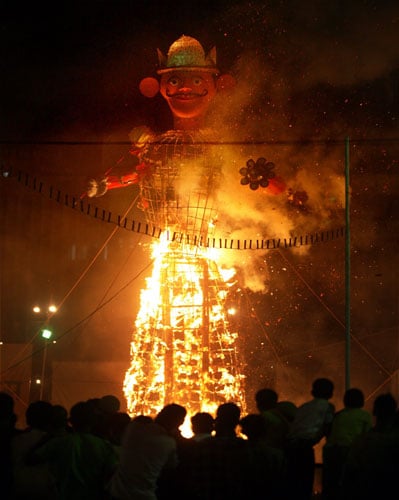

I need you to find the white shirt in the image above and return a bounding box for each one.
[109,421,178,500]
[288,398,335,445]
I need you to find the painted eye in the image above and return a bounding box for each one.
[193,77,203,86]
[168,77,180,86]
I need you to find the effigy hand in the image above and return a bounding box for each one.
[86,177,108,198]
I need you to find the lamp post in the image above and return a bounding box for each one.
[39,327,53,400]
[30,304,57,402]
[0,340,3,391]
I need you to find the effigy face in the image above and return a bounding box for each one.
[160,70,217,120]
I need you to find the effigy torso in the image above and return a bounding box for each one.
[135,128,221,240]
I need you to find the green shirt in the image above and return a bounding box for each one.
[32,431,118,500]
[327,407,372,447]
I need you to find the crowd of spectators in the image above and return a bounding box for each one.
[1,378,398,500]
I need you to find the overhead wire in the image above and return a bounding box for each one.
[1,192,145,377]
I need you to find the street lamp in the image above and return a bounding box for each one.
[41,328,53,340]
[33,304,57,315]
[30,303,57,402]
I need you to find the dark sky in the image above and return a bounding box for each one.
[1,0,398,140]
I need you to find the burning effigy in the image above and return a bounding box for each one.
[87,36,259,417]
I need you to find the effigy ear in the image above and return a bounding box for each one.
[139,77,160,97]
[206,46,217,66]
[216,74,236,92]
[157,48,167,67]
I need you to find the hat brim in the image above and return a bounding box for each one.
[157,66,220,75]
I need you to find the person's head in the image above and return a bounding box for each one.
[276,401,297,422]
[311,378,334,400]
[155,403,187,434]
[215,402,241,435]
[100,394,120,414]
[343,388,365,409]
[69,401,95,432]
[240,413,268,441]
[132,414,153,424]
[85,398,103,421]
[373,393,397,421]
[25,400,53,431]
[191,412,214,435]
[255,388,278,412]
[51,404,69,431]
[107,412,131,445]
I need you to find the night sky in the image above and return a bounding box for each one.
[2,0,398,140]
[1,0,398,416]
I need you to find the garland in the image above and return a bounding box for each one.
[3,167,345,250]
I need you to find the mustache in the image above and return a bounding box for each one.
[166,89,208,98]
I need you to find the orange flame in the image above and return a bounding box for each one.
[123,231,246,419]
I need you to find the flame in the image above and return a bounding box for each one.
[123,231,246,419]
[122,129,246,421]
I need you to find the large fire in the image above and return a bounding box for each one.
[123,233,245,418]
[122,130,246,418]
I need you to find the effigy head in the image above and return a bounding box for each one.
[157,36,219,120]
[139,35,235,123]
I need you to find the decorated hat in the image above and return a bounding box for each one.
[157,35,219,75]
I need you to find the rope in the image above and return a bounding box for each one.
[2,166,345,250]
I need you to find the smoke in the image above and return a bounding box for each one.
[199,0,399,296]
[202,50,346,292]
[215,0,399,89]
[281,1,399,88]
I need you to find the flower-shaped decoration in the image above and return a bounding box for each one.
[239,158,276,190]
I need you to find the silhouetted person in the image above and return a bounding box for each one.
[27,400,118,500]
[340,392,399,500]
[0,392,21,500]
[155,403,190,498]
[87,395,120,440]
[109,405,182,500]
[240,413,285,500]
[162,411,215,498]
[50,404,72,436]
[255,388,278,412]
[107,411,131,453]
[187,402,253,499]
[191,412,214,441]
[214,402,241,437]
[322,388,372,500]
[154,403,187,442]
[100,394,121,414]
[11,400,56,499]
[285,377,335,500]
[372,392,397,432]
[132,414,153,424]
[256,388,297,450]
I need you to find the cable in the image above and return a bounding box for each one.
[2,194,141,375]
[0,258,154,378]
[276,249,392,378]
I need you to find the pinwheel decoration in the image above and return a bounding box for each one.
[239,157,276,190]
